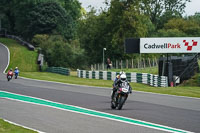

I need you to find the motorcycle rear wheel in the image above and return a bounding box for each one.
[111,101,116,109]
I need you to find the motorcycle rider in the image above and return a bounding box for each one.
[14,67,20,79]
[111,73,132,101]
[7,68,14,79]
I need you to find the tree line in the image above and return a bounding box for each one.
[1,0,200,69]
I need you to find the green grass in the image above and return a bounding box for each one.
[0,119,37,133]
[20,71,200,98]
[0,38,38,72]
[1,37,200,98]
[108,67,158,75]
[179,73,199,86]
[0,38,39,132]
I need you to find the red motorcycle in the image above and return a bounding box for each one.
[7,71,13,81]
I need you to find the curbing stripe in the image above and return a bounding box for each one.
[0,43,45,133]
[0,91,194,133]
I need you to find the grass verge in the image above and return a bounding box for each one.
[1,37,200,98]
[20,72,200,98]
[0,38,38,72]
[0,118,37,133]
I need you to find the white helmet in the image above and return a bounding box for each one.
[120,74,126,82]
[15,67,18,69]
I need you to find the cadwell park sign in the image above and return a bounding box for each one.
[140,37,200,53]
[124,37,200,87]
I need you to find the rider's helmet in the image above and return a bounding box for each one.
[120,74,126,82]
[15,67,18,69]
[10,68,12,71]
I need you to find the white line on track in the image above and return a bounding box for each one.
[0,43,45,133]
[1,42,199,100]
[3,119,45,133]
[0,42,198,133]
[1,90,194,133]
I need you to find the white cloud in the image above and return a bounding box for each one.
[79,0,200,16]
[184,0,200,16]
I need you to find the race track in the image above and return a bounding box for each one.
[0,43,200,133]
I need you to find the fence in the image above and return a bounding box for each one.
[91,58,158,71]
[45,67,70,76]
[5,35,35,51]
[77,70,168,87]
[0,29,35,51]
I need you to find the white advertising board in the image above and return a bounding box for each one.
[140,37,200,53]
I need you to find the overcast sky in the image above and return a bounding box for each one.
[79,0,200,16]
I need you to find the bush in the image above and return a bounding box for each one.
[32,34,88,69]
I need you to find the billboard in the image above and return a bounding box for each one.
[140,37,200,53]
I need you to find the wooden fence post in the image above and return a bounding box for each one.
[148,58,151,68]
[143,58,146,68]
[126,59,128,69]
[121,60,123,69]
[155,58,158,66]
[91,65,93,71]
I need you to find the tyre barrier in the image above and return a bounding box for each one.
[77,70,168,87]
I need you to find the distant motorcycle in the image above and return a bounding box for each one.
[14,69,19,79]
[7,71,13,81]
[111,81,131,110]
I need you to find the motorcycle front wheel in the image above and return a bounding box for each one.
[117,95,127,110]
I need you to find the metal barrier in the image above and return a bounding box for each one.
[77,70,168,87]
[46,67,70,76]
[5,34,35,51]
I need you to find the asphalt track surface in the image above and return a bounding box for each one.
[0,43,200,133]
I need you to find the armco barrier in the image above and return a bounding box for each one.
[5,35,35,51]
[46,67,70,76]
[77,70,168,87]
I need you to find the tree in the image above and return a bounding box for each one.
[23,1,74,40]
[0,0,47,33]
[0,0,81,40]
[156,29,187,37]
[33,34,87,69]
[78,9,110,64]
[78,0,155,64]
[110,4,154,59]
[140,0,191,28]
[59,0,81,21]
[157,17,200,37]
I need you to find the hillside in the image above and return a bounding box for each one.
[0,38,38,72]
